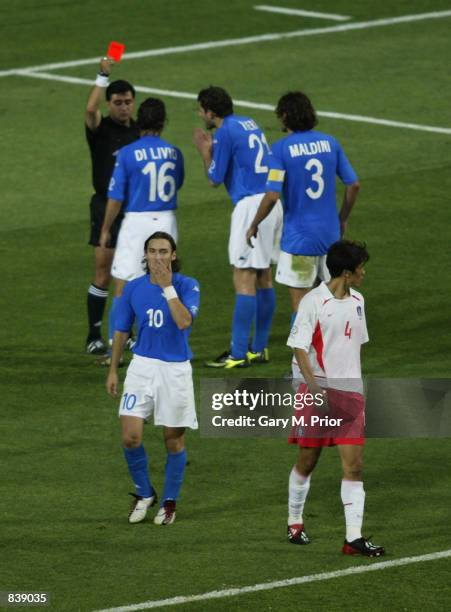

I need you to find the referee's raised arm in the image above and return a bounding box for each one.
[85,56,114,131]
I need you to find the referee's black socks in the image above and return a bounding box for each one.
[87,283,109,341]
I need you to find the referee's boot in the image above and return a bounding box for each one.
[86,337,108,355]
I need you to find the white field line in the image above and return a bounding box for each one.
[1,9,451,77]
[254,5,351,21]
[16,70,451,136]
[93,548,451,612]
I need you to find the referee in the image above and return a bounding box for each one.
[85,56,139,355]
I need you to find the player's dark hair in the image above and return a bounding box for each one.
[197,86,233,118]
[326,240,369,278]
[276,91,317,132]
[143,231,181,273]
[137,98,166,132]
[106,80,136,101]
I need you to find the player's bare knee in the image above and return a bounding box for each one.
[256,268,273,289]
[297,447,321,476]
[343,469,363,481]
[122,432,142,449]
[233,267,257,294]
[342,461,363,481]
[290,287,310,313]
[166,438,184,453]
[164,427,185,453]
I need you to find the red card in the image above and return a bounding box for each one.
[107,41,125,62]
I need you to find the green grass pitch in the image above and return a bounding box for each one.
[1,1,451,610]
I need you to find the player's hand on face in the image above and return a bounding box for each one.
[246,224,258,248]
[192,128,212,155]
[106,371,119,397]
[99,56,114,76]
[150,259,172,288]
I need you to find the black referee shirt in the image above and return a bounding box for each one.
[86,116,139,199]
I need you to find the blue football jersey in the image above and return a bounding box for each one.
[115,273,200,361]
[108,135,184,212]
[265,130,358,255]
[208,114,271,205]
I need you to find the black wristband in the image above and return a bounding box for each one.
[98,71,110,77]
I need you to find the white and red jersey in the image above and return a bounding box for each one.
[287,282,368,392]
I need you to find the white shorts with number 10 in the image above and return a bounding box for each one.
[119,355,198,429]
[228,194,283,268]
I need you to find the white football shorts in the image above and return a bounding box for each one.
[118,355,198,429]
[228,194,283,268]
[276,250,330,288]
[112,211,177,281]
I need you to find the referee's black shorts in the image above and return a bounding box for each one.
[88,193,124,249]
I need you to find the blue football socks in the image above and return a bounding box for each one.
[252,287,276,352]
[231,294,256,358]
[162,449,187,503]
[123,445,153,498]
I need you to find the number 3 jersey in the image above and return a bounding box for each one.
[208,114,271,204]
[265,130,358,256]
[287,282,368,389]
[115,273,200,362]
[108,135,184,212]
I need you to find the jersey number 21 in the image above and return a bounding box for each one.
[249,134,270,174]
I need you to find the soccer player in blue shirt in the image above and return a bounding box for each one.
[99,98,184,356]
[193,86,282,369]
[246,91,360,321]
[106,231,200,525]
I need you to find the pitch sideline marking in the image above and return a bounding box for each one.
[93,548,451,611]
[254,5,351,21]
[16,70,451,136]
[1,9,451,77]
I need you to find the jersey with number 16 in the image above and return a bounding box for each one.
[108,135,184,212]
